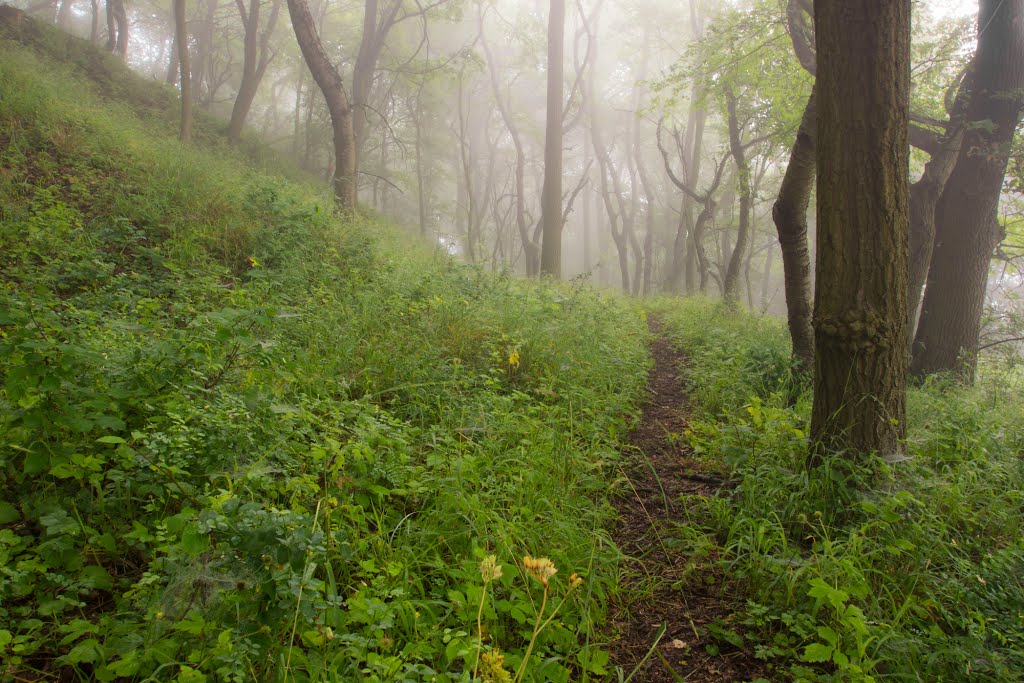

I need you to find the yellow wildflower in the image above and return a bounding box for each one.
[480,649,512,683]
[523,555,557,586]
[508,351,521,369]
[481,555,502,583]
[569,573,584,589]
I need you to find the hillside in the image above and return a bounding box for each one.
[0,12,649,681]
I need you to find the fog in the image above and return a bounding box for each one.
[16,0,1017,322]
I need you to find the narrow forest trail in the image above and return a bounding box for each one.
[607,319,763,682]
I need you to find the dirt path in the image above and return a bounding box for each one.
[607,320,763,682]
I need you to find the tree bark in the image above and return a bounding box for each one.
[810,0,910,459]
[174,0,192,143]
[772,87,816,370]
[539,0,566,277]
[286,0,356,212]
[910,0,1024,382]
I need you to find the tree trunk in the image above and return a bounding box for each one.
[481,10,538,276]
[165,31,179,84]
[90,0,100,42]
[190,0,216,106]
[105,0,127,57]
[539,0,566,278]
[286,0,356,212]
[228,0,281,144]
[772,87,816,370]
[56,0,71,29]
[174,0,192,143]
[810,0,910,459]
[911,0,1024,382]
[722,88,751,308]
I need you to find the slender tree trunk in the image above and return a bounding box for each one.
[56,0,71,29]
[174,0,192,143]
[911,0,1024,381]
[228,0,281,143]
[286,0,356,212]
[539,0,566,277]
[105,0,127,57]
[582,134,594,273]
[90,0,99,42]
[772,87,816,369]
[165,31,179,84]
[190,0,216,106]
[414,91,427,237]
[722,88,751,308]
[481,11,538,275]
[760,241,774,311]
[292,65,304,154]
[810,0,910,459]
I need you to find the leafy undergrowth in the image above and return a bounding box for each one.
[0,34,649,682]
[650,298,1024,682]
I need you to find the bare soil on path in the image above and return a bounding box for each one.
[607,319,764,682]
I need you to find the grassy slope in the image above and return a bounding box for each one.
[0,17,648,682]
[651,298,1024,682]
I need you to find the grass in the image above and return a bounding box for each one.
[0,23,649,682]
[650,297,1024,682]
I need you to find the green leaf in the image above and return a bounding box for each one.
[24,451,49,475]
[816,625,838,646]
[81,565,114,591]
[802,643,834,663]
[0,502,20,525]
[96,435,126,444]
[577,647,609,675]
[181,526,209,558]
[807,578,849,609]
[66,638,101,664]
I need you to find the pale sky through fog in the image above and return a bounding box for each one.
[927,0,978,18]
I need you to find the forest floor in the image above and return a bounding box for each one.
[608,320,764,682]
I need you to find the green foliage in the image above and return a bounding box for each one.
[652,298,1024,682]
[0,37,649,681]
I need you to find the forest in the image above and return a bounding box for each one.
[0,0,1022,680]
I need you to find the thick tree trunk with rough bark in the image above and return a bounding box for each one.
[811,0,910,459]
[174,0,192,143]
[911,0,1024,381]
[772,87,816,370]
[540,0,565,277]
[286,0,356,212]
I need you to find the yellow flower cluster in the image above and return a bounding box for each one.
[522,556,557,586]
[508,351,521,369]
[480,555,502,583]
[480,649,512,683]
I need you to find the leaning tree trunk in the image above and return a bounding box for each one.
[810,0,910,459]
[286,0,356,212]
[771,86,816,371]
[539,0,566,277]
[911,0,1024,382]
